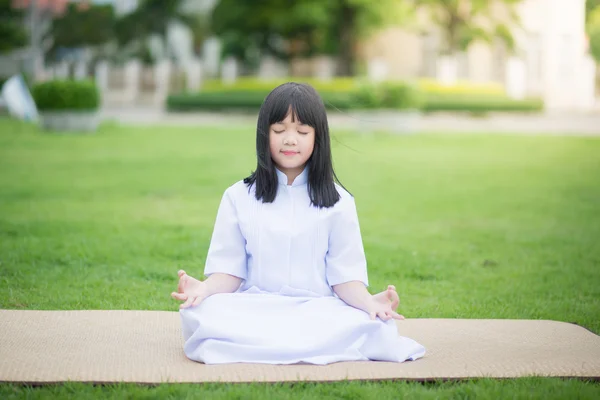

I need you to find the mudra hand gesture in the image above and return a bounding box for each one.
[171,270,209,309]
[368,285,405,321]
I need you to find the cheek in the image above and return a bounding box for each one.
[305,135,315,153]
[269,134,278,155]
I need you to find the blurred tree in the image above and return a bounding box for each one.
[115,0,196,61]
[44,3,115,62]
[187,14,212,57]
[588,5,600,62]
[334,0,412,75]
[211,0,410,76]
[414,0,523,55]
[9,0,74,76]
[0,0,28,53]
[587,0,600,23]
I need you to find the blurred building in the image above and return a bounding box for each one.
[359,0,595,111]
[104,0,221,76]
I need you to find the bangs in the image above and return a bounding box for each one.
[265,83,324,128]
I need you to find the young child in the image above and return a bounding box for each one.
[172,82,425,365]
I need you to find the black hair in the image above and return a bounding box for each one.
[243,82,346,208]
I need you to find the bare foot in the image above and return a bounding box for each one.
[373,285,400,310]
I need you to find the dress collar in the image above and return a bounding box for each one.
[276,164,309,187]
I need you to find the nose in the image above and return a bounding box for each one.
[283,134,297,146]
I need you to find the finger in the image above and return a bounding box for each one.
[377,311,389,321]
[191,295,205,307]
[171,292,187,301]
[388,287,400,310]
[177,274,188,293]
[180,296,195,309]
[178,270,186,277]
[391,311,405,320]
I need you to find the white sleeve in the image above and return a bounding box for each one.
[203,188,248,279]
[325,195,369,287]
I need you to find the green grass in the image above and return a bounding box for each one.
[0,117,599,398]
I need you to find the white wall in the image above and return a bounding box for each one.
[517,0,593,111]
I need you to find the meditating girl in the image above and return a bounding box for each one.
[172,82,425,365]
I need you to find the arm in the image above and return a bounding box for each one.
[332,280,373,313]
[325,196,401,321]
[203,272,242,296]
[174,187,247,309]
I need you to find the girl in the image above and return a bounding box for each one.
[171,82,425,365]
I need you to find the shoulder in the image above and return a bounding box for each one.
[221,180,255,204]
[334,183,356,207]
[327,183,357,216]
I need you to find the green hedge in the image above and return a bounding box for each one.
[201,77,507,96]
[202,77,358,93]
[167,79,543,113]
[31,79,100,111]
[353,82,424,109]
[167,90,357,111]
[168,91,543,113]
[424,95,544,113]
[168,81,424,112]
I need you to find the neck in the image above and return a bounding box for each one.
[276,164,307,186]
[283,168,303,185]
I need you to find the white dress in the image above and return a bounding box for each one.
[180,167,426,365]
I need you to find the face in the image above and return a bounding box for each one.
[269,108,315,178]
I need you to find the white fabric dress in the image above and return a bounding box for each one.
[180,167,426,365]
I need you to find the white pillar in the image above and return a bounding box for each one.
[576,55,597,110]
[367,58,388,82]
[259,56,288,80]
[505,57,527,100]
[186,59,203,92]
[95,61,109,105]
[222,56,238,85]
[202,37,222,78]
[124,59,141,103]
[54,61,69,79]
[154,59,171,105]
[436,55,458,85]
[313,56,336,81]
[74,61,87,80]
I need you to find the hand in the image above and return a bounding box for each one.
[368,285,405,321]
[171,270,210,309]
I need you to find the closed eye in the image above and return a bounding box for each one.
[273,130,284,134]
[298,131,310,135]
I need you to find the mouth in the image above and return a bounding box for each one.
[281,151,298,156]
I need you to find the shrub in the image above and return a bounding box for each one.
[202,77,358,93]
[353,83,385,109]
[31,79,100,112]
[423,94,543,113]
[383,82,424,109]
[417,78,505,95]
[167,90,357,112]
[167,91,267,111]
[166,79,542,113]
[202,77,506,97]
[350,82,423,109]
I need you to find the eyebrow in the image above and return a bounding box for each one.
[274,121,308,126]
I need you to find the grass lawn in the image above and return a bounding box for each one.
[0,117,598,399]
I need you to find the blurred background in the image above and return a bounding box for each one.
[0,0,599,119]
[1,6,600,391]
